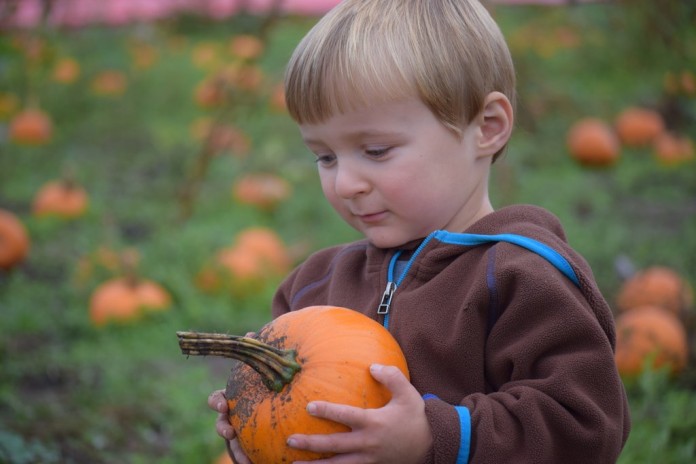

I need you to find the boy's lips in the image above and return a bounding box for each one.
[355,210,387,223]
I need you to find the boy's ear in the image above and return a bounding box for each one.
[475,91,513,158]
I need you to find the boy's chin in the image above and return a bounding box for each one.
[364,233,413,249]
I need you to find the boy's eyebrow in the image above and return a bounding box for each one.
[300,136,324,146]
[302,129,406,145]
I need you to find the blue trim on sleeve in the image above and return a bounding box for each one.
[433,231,580,287]
[455,406,471,464]
[422,394,471,464]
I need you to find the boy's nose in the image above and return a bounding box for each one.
[334,161,370,199]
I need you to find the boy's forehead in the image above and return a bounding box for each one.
[304,73,420,121]
[298,97,436,142]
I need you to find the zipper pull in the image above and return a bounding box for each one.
[377,282,396,315]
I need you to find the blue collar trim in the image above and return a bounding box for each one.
[432,231,580,287]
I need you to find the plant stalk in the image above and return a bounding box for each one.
[177,331,300,393]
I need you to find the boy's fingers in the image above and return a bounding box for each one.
[369,364,411,398]
[208,389,227,411]
[227,438,252,464]
[305,401,366,428]
[216,414,236,440]
[287,430,358,455]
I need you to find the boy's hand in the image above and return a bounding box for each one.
[208,389,251,464]
[287,364,433,464]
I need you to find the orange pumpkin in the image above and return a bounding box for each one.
[178,305,409,463]
[566,118,620,167]
[194,78,226,108]
[614,305,688,378]
[616,266,693,316]
[653,132,694,166]
[196,247,262,295]
[614,106,665,147]
[197,227,291,295]
[232,173,291,211]
[52,57,81,84]
[214,246,269,295]
[229,35,264,60]
[9,108,53,145]
[32,179,89,219]
[91,70,127,96]
[0,209,30,271]
[234,227,291,275]
[89,276,171,327]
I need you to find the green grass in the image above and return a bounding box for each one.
[1,3,695,463]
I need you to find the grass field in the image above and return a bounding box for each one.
[1,2,695,463]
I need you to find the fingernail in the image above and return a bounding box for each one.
[370,363,384,373]
[216,402,224,411]
[306,402,316,415]
[223,429,232,440]
[287,437,297,447]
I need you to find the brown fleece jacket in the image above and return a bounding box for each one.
[272,204,631,463]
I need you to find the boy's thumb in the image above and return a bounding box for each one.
[370,363,408,393]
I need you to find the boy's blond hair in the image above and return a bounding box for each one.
[284,0,516,159]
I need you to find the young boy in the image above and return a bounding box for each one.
[208,0,631,462]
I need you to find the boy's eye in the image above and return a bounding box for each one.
[365,147,390,158]
[314,153,336,167]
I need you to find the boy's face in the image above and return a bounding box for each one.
[299,98,494,248]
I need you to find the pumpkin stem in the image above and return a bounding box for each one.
[176,331,300,393]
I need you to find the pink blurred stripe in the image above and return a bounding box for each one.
[490,0,603,3]
[2,0,603,29]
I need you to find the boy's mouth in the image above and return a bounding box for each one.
[356,211,388,224]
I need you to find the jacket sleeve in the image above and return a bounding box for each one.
[424,249,630,464]
[422,396,472,463]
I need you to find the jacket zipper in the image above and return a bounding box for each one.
[378,232,437,329]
